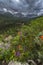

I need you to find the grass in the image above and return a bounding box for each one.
[0,16,43,64]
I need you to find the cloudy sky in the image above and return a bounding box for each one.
[0,0,43,17]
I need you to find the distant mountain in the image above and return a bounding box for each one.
[0,10,38,19]
[0,0,43,28]
[0,12,28,26]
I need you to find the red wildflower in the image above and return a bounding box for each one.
[18,31,22,35]
[39,35,43,40]
[18,45,22,48]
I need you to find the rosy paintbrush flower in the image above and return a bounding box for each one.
[39,35,43,40]
[18,31,22,35]
[18,45,22,48]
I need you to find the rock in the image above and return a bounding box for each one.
[4,42,11,49]
[8,61,29,65]
[4,35,12,42]
[0,42,4,49]
[0,41,11,50]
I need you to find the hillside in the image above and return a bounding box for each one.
[0,16,43,65]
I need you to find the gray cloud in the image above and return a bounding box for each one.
[0,0,43,17]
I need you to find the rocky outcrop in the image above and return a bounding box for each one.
[8,61,29,65]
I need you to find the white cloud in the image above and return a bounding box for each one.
[37,9,43,16]
[21,12,28,16]
[0,0,43,17]
[8,10,13,14]
[16,0,20,3]
[35,0,41,6]
[3,8,14,14]
[12,0,20,3]
[3,8,18,15]
[14,12,18,14]
[3,8,7,12]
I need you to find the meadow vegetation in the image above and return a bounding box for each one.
[0,16,43,65]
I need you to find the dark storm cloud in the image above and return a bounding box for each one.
[0,0,43,17]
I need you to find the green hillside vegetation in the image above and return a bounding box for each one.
[0,16,43,65]
[0,14,29,27]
